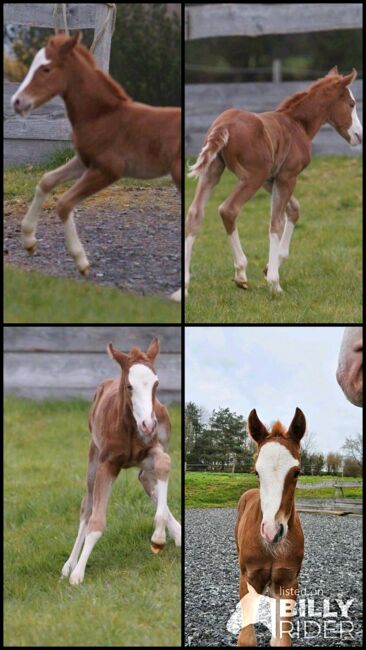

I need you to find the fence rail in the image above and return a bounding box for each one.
[4,326,181,404]
[185,80,363,156]
[185,3,362,40]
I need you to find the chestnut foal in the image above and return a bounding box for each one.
[236,408,306,646]
[179,67,362,300]
[11,32,181,276]
[61,338,181,585]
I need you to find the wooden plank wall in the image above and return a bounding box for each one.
[185,80,363,156]
[4,327,181,404]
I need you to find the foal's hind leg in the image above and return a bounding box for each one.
[61,441,99,578]
[219,174,266,289]
[56,167,116,274]
[171,156,224,302]
[21,156,85,254]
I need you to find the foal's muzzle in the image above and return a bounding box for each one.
[12,94,33,118]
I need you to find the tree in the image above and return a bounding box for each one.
[341,433,362,467]
[326,452,343,475]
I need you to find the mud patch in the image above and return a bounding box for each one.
[4,183,181,296]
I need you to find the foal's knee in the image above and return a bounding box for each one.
[219,201,238,234]
[56,196,71,222]
[185,205,203,237]
[154,452,171,481]
[286,196,300,224]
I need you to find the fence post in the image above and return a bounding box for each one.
[272,59,282,83]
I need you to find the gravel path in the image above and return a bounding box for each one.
[185,508,362,647]
[4,183,181,296]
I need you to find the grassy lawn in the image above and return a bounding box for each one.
[185,472,362,508]
[4,397,182,647]
[4,264,180,324]
[185,156,362,323]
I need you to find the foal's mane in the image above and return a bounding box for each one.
[276,74,343,112]
[48,34,130,102]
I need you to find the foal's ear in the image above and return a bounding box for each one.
[327,66,339,76]
[59,31,81,56]
[107,343,129,369]
[287,407,306,443]
[341,69,357,86]
[248,409,268,444]
[146,337,160,363]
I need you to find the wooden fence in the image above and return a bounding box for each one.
[185,80,363,156]
[4,3,115,166]
[185,3,363,156]
[4,326,181,404]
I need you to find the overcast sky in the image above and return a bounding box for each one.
[185,327,362,454]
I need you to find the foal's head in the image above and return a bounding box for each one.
[107,338,160,439]
[248,408,306,545]
[11,31,85,116]
[321,67,362,146]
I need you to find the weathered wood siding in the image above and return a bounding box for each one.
[185,3,362,40]
[185,80,363,156]
[4,327,181,404]
[4,3,114,166]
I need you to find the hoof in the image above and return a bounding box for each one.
[151,542,165,554]
[234,279,248,290]
[170,288,181,302]
[25,243,37,255]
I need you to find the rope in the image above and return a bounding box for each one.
[53,4,70,35]
[90,4,117,54]
[52,4,117,54]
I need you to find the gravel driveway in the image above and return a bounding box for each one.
[185,508,362,647]
[4,183,180,296]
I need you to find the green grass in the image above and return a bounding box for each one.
[185,472,362,508]
[4,397,182,647]
[185,156,362,323]
[4,264,180,324]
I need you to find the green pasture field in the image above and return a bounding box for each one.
[185,472,362,508]
[4,265,180,324]
[185,156,362,323]
[4,155,180,324]
[4,397,182,647]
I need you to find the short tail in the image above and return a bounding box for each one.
[187,126,229,179]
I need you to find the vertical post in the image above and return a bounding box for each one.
[93,4,114,71]
[272,59,282,83]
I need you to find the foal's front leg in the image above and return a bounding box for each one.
[266,177,297,293]
[56,167,117,275]
[21,155,85,254]
[69,460,119,585]
[140,445,179,552]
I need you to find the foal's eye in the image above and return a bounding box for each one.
[127,384,133,391]
[255,470,259,478]
[294,469,300,478]
[42,67,51,73]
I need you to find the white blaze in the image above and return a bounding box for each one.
[256,442,299,525]
[128,364,157,431]
[11,48,51,106]
[347,89,363,146]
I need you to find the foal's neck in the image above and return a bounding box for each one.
[63,62,122,127]
[285,94,331,140]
